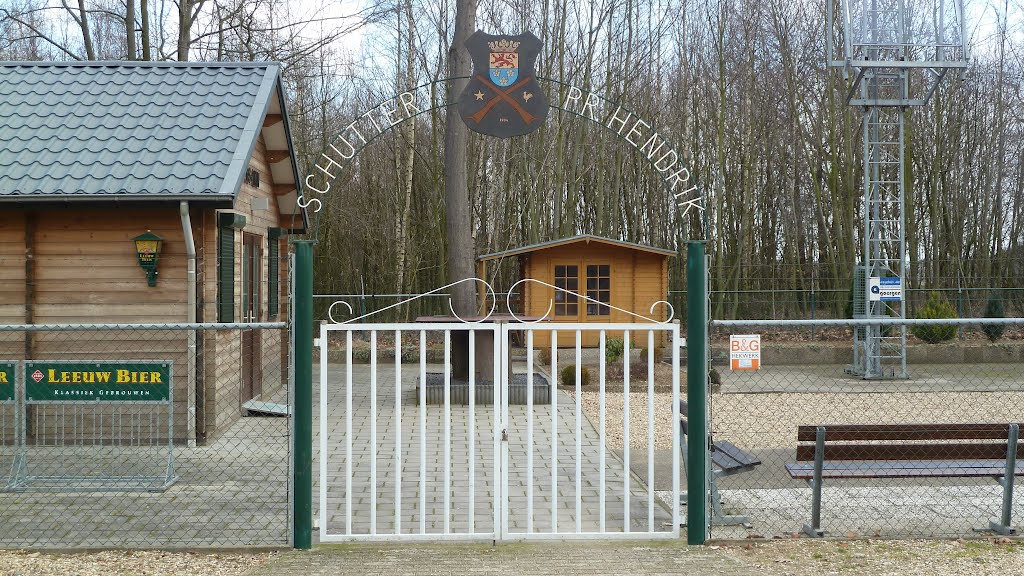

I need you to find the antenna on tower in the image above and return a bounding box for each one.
[829,0,968,379]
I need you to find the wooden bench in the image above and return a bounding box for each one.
[680,401,762,526]
[787,423,1023,537]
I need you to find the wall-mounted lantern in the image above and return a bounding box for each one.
[132,230,163,287]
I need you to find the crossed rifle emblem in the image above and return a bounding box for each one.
[469,75,538,125]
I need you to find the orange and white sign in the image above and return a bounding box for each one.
[730,334,760,370]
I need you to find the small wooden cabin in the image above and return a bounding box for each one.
[477,235,674,347]
[0,62,307,444]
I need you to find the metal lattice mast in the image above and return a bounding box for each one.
[830,0,967,379]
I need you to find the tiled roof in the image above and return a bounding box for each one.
[0,61,279,201]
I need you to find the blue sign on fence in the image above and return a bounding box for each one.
[869,277,903,302]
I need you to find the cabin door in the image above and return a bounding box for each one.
[553,261,611,347]
[241,233,263,403]
[552,262,582,322]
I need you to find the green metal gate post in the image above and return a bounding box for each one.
[686,241,708,544]
[293,240,313,549]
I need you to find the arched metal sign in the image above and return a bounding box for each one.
[298,76,704,229]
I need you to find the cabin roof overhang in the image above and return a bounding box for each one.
[477,235,677,262]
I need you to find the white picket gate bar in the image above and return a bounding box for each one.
[317,321,680,542]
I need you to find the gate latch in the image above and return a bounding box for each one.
[501,429,508,442]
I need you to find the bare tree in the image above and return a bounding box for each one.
[443,0,477,315]
[395,0,417,297]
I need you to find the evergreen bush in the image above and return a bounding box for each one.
[910,292,958,343]
[559,365,592,388]
[605,337,625,363]
[982,290,1006,342]
[639,346,665,368]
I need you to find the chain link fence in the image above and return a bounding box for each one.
[0,323,292,547]
[702,317,1024,539]
[317,287,1024,326]
[665,287,1024,322]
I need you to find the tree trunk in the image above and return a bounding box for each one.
[444,0,477,380]
[125,0,136,59]
[443,0,477,317]
[140,0,151,60]
[395,0,417,299]
[177,0,191,60]
[77,0,95,60]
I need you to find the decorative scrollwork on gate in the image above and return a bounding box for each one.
[505,278,675,324]
[327,277,497,324]
[326,300,354,323]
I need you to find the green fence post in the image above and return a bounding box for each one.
[293,240,313,550]
[686,241,708,544]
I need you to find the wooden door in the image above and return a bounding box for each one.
[552,262,581,322]
[582,262,612,347]
[548,262,584,348]
[241,233,263,403]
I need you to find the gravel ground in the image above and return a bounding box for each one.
[720,538,1024,576]
[713,391,1024,450]
[3,540,1021,575]
[570,390,676,450]
[573,391,1024,451]
[0,550,275,576]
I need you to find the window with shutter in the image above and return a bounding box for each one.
[217,213,247,322]
[268,228,282,319]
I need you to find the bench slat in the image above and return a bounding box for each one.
[786,460,1024,480]
[713,440,762,469]
[710,452,742,472]
[796,423,1022,442]
[796,442,1023,462]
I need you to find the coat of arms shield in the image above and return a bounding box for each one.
[458,31,549,138]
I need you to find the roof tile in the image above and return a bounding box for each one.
[0,62,274,199]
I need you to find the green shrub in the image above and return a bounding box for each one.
[605,337,625,363]
[559,364,592,388]
[709,367,722,393]
[539,347,552,366]
[910,292,958,343]
[351,347,372,363]
[982,290,1006,342]
[639,346,665,367]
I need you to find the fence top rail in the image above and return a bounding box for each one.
[0,322,288,331]
[711,317,1024,328]
[323,322,502,332]
[313,293,515,299]
[670,287,1024,294]
[321,321,679,332]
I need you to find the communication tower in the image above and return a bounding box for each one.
[829,0,968,378]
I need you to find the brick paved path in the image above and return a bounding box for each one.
[314,363,674,539]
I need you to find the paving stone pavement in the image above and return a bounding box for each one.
[246,542,760,576]
[0,415,290,547]
[314,362,676,539]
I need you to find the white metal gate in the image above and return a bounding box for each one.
[317,313,680,542]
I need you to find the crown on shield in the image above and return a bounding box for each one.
[487,39,520,52]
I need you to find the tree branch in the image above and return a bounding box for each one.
[0,8,83,60]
